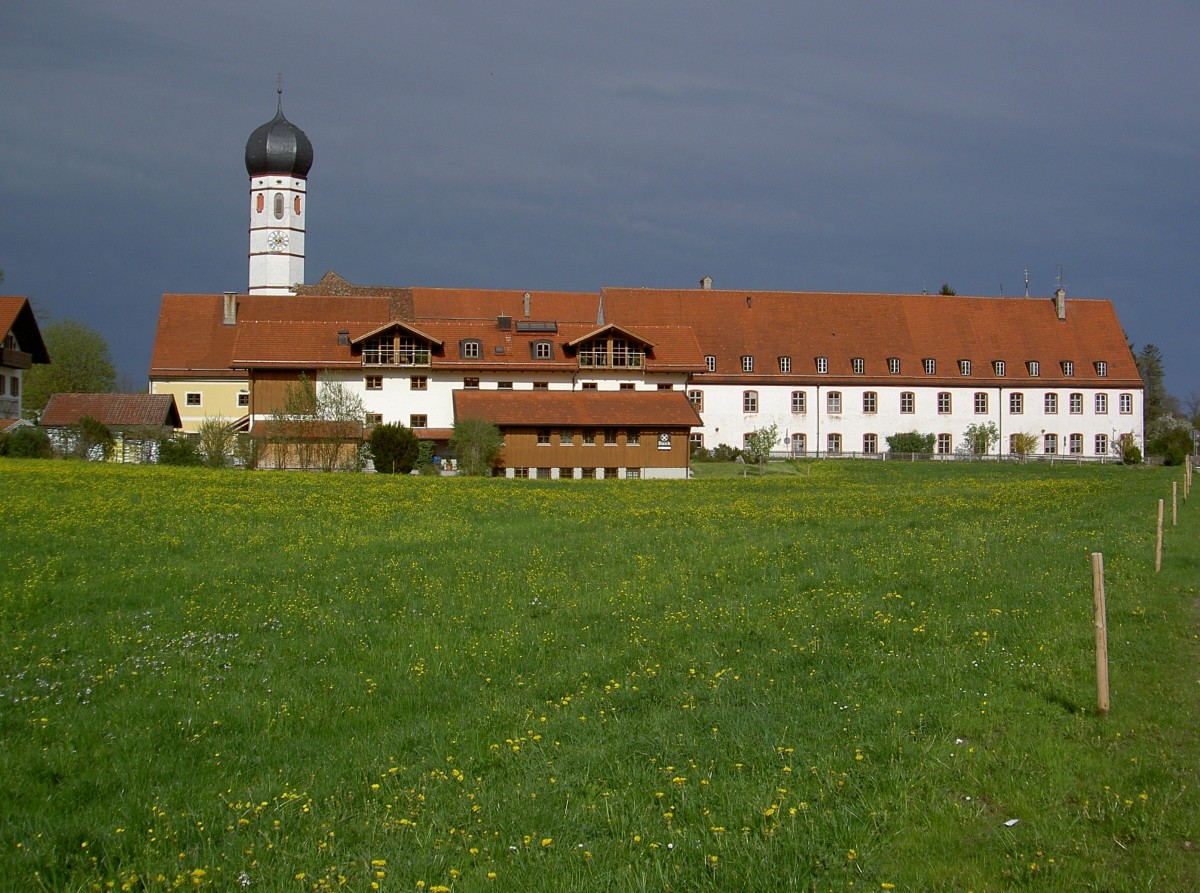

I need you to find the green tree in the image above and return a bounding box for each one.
[313,378,366,472]
[74,415,114,460]
[886,431,935,454]
[939,283,957,296]
[369,423,419,474]
[960,422,999,456]
[22,320,117,415]
[742,423,778,471]
[158,436,202,466]
[1134,343,1174,426]
[450,417,503,476]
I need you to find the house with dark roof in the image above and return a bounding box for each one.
[0,296,51,425]
[40,393,182,463]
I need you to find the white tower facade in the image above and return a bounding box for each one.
[245,89,313,295]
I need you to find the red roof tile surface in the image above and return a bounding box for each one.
[40,394,182,428]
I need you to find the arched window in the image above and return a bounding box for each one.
[273,193,284,220]
[294,196,302,215]
[256,194,264,213]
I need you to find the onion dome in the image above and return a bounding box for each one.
[244,88,313,178]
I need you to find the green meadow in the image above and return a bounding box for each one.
[0,459,1196,892]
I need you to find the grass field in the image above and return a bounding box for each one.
[1,459,1196,892]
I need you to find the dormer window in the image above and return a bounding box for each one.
[815,356,828,374]
[851,357,865,375]
[923,358,936,375]
[778,356,792,373]
[1094,360,1107,377]
[361,332,432,366]
[1061,360,1075,376]
[461,339,482,360]
[705,355,716,372]
[741,355,754,372]
[531,340,553,360]
[958,359,971,376]
[887,357,901,374]
[577,335,645,369]
[993,360,1005,376]
[1027,361,1040,377]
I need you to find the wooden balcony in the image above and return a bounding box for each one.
[1,347,32,370]
[361,348,431,367]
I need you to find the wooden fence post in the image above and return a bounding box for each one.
[1173,482,1178,526]
[1092,552,1110,715]
[1155,499,1164,573]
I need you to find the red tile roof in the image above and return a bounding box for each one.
[599,288,1141,385]
[453,389,702,427]
[40,394,182,429]
[0,297,50,363]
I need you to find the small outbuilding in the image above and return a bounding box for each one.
[40,393,182,462]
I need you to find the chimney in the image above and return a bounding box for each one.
[523,292,531,318]
[700,276,712,290]
[497,314,512,331]
[1053,287,1066,321]
[223,292,238,326]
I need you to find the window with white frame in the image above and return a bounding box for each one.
[791,390,805,413]
[741,355,754,372]
[237,391,249,407]
[1027,360,1040,377]
[993,360,1006,376]
[461,340,482,359]
[1061,360,1074,376]
[862,391,877,414]
[1069,433,1083,455]
[1009,392,1023,414]
[1045,393,1058,413]
[743,390,758,413]
[827,391,842,413]
[1119,393,1132,414]
[937,392,951,414]
[687,389,703,411]
[852,357,865,375]
[888,357,901,375]
[900,392,914,414]
[533,341,553,359]
[936,433,952,454]
[1095,393,1108,414]
[924,358,936,375]
[827,433,842,455]
[790,433,806,456]
[816,356,828,374]
[1043,433,1058,454]
[778,356,791,373]
[690,431,704,451]
[959,359,972,376]
[974,392,988,413]
[1095,361,1107,377]
[863,433,877,454]
[705,355,716,372]
[1095,433,1108,455]
[1069,393,1083,414]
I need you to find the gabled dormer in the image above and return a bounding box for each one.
[565,323,655,370]
[351,321,443,367]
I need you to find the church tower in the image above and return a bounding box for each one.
[245,86,313,295]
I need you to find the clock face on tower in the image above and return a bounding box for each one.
[267,230,290,253]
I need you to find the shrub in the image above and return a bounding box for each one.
[198,418,236,468]
[0,426,53,458]
[1147,426,1192,466]
[886,432,935,454]
[159,437,202,466]
[75,415,114,460]
[369,423,419,474]
[710,443,743,463]
[1009,432,1039,457]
